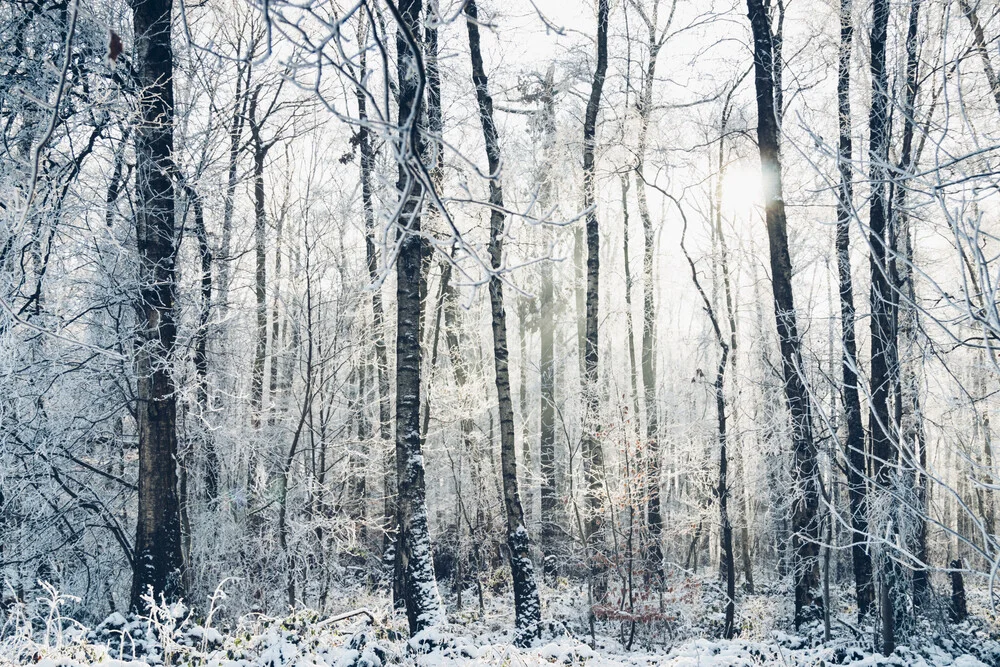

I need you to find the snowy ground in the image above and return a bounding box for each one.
[2,579,998,666]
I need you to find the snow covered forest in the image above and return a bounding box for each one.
[4,0,1000,663]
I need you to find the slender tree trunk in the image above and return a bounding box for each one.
[958,0,1000,118]
[895,0,927,612]
[714,95,752,596]
[350,360,370,535]
[186,184,217,503]
[868,0,900,653]
[517,299,533,522]
[465,2,542,644]
[678,205,735,638]
[835,0,874,622]
[129,0,183,610]
[246,88,270,512]
[621,175,641,425]
[582,0,610,602]
[634,19,665,584]
[575,228,586,389]
[537,67,559,578]
[442,276,483,546]
[393,0,444,635]
[219,59,249,314]
[355,15,395,583]
[268,204,286,408]
[745,0,822,628]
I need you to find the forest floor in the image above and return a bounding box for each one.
[2,576,998,666]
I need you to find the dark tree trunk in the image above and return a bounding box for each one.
[582,0,609,583]
[745,0,822,628]
[129,0,183,610]
[896,0,927,611]
[249,86,268,435]
[465,1,542,644]
[868,0,900,653]
[834,0,874,622]
[218,58,250,315]
[268,205,286,406]
[393,0,444,635]
[949,559,967,622]
[350,360,369,534]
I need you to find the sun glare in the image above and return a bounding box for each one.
[720,165,763,214]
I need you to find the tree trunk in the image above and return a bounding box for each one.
[465,1,542,644]
[868,0,900,653]
[129,0,184,610]
[678,203,735,639]
[218,58,250,316]
[355,14,395,586]
[268,200,286,408]
[745,0,822,628]
[949,559,967,622]
[835,0,874,622]
[621,175,642,428]
[958,0,1000,118]
[537,67,559,578]
[895,0,926,612]
[187,184,217,503]
[582,0,610,602]
[393,0,444,635]
[635,21,664,585]
[247,86,269,506]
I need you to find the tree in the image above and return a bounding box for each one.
[464,0,542,645]
[676,196,736,638]
[129,0,184,610]
[535,66,560,578]
[582,0,610,588]
[628,0,675,585]
[834,0,874,622]
[958,0,1000,118]
[354,12,394,581]
[745,0,822,627]
[867,0,901,652]
[391,0,445,635]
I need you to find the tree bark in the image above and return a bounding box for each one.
[834,0,874,622]
[745,0,822,628]
[868,0,900,653]
[249,85,268,435]
[129,0,184,610]
[392,0,445,635]
[465,1,542,644]
[582,0,610,600]
[895,0,929,617]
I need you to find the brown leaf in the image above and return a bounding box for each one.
[107,30,123,64]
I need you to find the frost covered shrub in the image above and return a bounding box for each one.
[0,584,394,667]
[738,592,784,641]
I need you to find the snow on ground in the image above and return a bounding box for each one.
[2,580,998,666]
